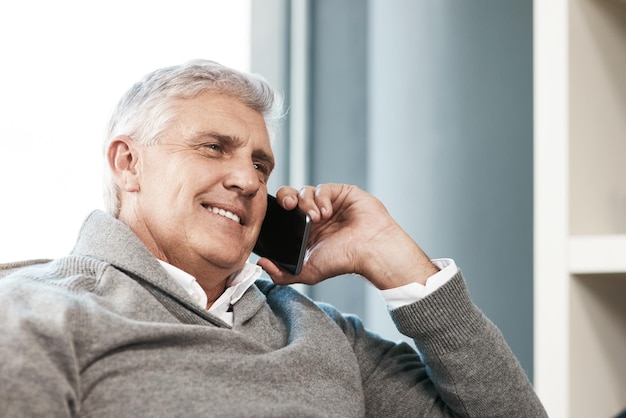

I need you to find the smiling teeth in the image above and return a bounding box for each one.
[208,206,241,224]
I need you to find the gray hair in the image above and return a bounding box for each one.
[102,59,284,217]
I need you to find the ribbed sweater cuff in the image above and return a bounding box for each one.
[389,272,487,354]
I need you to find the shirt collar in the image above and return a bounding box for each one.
[157,260,262,312]
[158,260,207,308]
[225,262,263,305]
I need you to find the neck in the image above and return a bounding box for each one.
[168,257,234,301]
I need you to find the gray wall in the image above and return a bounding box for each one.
[252,0,534,381]
[306,0,371,320]
[367,1,534,380]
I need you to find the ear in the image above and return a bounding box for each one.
[107,136,141,193]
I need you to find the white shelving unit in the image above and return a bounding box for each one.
[534,0,626,417]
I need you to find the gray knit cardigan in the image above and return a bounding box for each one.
[0,211,547,417]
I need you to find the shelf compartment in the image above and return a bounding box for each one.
[569,235,626,274]
[570,274,626,418]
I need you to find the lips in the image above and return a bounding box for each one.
[202,204,242,224]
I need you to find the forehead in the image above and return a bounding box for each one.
[167,92,271,145]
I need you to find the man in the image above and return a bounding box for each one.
[0,60,547,417]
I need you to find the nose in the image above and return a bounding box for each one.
[223,159,261,197]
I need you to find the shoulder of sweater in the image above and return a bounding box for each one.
[253,277,364,334]
[0,258,51,279]
[0,255,110,294]
[254,278,325,309]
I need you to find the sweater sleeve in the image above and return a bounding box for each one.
[0,275,82,417]
[323,272,548,417]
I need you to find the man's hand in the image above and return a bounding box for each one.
[256,184,439,289]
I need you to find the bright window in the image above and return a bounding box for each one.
[0,0,251,262]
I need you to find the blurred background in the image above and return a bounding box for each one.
[0,0,534,385]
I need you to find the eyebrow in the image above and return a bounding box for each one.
[193,131,275,172]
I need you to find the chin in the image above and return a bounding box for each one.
[204,250,248,271]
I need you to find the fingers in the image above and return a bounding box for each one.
[275,186,299,210]
[311,185,335,220]
[256,257,283,278]
[256,257,307,286]
[276,184,343,222]
[298,187,322,221]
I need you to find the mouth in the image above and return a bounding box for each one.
[202,204,242,225]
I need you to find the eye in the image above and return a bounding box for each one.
[253,162,271,178]
[204,143,224,153]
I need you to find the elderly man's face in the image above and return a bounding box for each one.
[123,93,274,278]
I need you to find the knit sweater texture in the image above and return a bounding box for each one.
[0,211,547,417]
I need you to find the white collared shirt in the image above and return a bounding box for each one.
[158,260,262,326]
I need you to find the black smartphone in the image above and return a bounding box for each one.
[253,194,311,275]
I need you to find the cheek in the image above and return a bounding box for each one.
[142,177,183,203]
[139,156,174,192]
